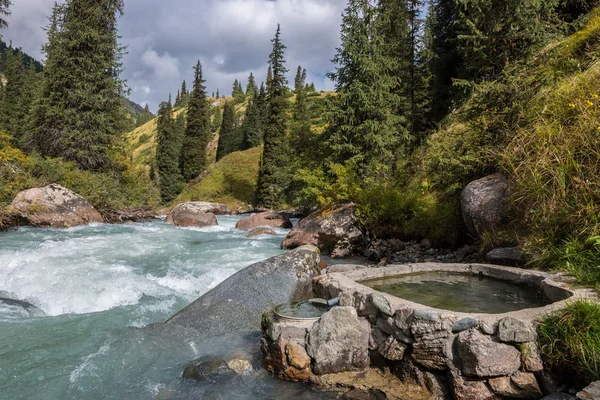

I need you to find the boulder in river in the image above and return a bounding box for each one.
[281,205,366,258]
[8,184,103,228]
[165,202,219,228]
[235,211,292,231]
[246,227,277,238]
[460,174,509,239]
[162,245,321,336]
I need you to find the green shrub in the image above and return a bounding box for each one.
[138,133,151,144]
[537,300,600,385]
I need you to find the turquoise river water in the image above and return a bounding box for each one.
[0,216,335,400]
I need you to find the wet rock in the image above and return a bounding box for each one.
[489,371,543,399]
[0,297,45,317]
[281,205,366,258]
[452,317,479,333]
[456,330,521,378]
[409,312,453,371]
[226,358,252,375]
[450,370,501,400]
[163,246,320,336]
[235,211,292,231]
[182,357,235,381]
[577,381,600,399]
[246,227,277,238]
[286,342,311,370]
[498,317,535,343]
[165,202,218,228]
[486,247,531,267]
[8,184,103,228]
[377,336,406,361]
[307,307,370,375]
[460,174,509,239]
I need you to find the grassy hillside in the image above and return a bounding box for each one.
[175,146,262,211]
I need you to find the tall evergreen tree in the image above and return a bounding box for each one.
[290,64,311,150]
[174,89,181,107]
[182,60,211,181]
[179,80,189,106]
[232,78,245,103]
[156,98,183,203]
[257,24,290,208]
[0,0,10,30]
[324,0,407,176]
[216,88,220,99]
[0,47,37,146]
[241,97,263,149]
[246,72,258,97]
[211,105,222,132]
[266,65,273,93]
[215,101,236,161]
[30,0,126,171]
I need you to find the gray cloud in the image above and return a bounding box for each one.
[4,0,345,112]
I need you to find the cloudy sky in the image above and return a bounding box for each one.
[4,0,346,112]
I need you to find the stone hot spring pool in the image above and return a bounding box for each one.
[361,271,551,314]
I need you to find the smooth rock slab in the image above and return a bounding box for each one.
[453,317,479,333]
[486,247,531,267]
[456,330,521,378]
[307,307,370,375]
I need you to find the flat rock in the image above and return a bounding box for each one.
[235,211,292,231]
[246,227,277,238]
[182,357,234,381]
[9,184,103,228]
[453,317,479,333]
[577,381,600,399]
[281,205,366,258]
[163,246,320,336]
[456,330,521,378]
[498,317,535,343]
[307,307,370,375]
[165,202,218,228]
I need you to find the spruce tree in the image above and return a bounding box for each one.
[215,102,236,161]
[0,0,10,29]
[182,60,211,181]
[246,72,258,97]
[290,64,311,151]
[266,65,273,93]
[325,0,407,176]
[241,97,263,149]
[0,47,37,147]
[211,105,222,132]
[257,24,290,208]
[30,0,126,171]
[216,88,220,99]
[156,98,183,203]
[180,80,189,106]
[175,89,181,107]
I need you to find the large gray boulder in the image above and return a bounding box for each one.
[307,306,370,375]
[8,184,103,228]
[281,205,366,258]
[165,202,218,228]
[456,330,521,378]
[163,246,320,336]
[460,174,509,239]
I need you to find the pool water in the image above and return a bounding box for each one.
[361,272,550,314]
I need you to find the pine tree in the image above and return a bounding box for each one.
[266,65,273,93]
[0,0,10,29]
[182,60,211,181]
[212,92,215,98]
[216,88,220,99]
[156,98,183,203]
[257,24,290,208]
[180,80,189,106]
[246,72,258,97]
[175,89,181,107]
[211,105,222,132]
[324,0,407,176]
[30,0,127,171]
[0,46,37,146]
[232,79,245,103]
[241,97,263,149]
[290,64,311,151]
[215,102,236,161]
